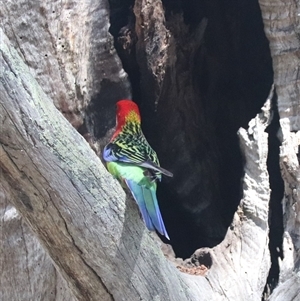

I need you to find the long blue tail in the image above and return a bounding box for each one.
[125,179,170,240]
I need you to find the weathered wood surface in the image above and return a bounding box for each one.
[258,0,300,300]
[0,0,130,129]
[1,187,75,301]
[1,1,130,298]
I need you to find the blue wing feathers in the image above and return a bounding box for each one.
[124,180,155,231]
[103,145,116,162]
[142,187,170,240]
[125,179,169,239]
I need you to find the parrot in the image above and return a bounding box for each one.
[103,99,173,240]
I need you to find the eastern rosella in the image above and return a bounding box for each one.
[103,99,173,239]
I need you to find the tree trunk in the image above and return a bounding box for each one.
[258,0,300,300]
[1,0,300,300]
[1,191,75,301]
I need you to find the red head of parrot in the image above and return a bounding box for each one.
[111,99,141,141]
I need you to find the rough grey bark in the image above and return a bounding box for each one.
[258,0,300,300]
[1,1,130,299]
[1,189,75,301]
[0,0,131,137]
[1,26,273,300]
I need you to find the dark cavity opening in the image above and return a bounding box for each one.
[107,3,280,294]
[263,94,284,298]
